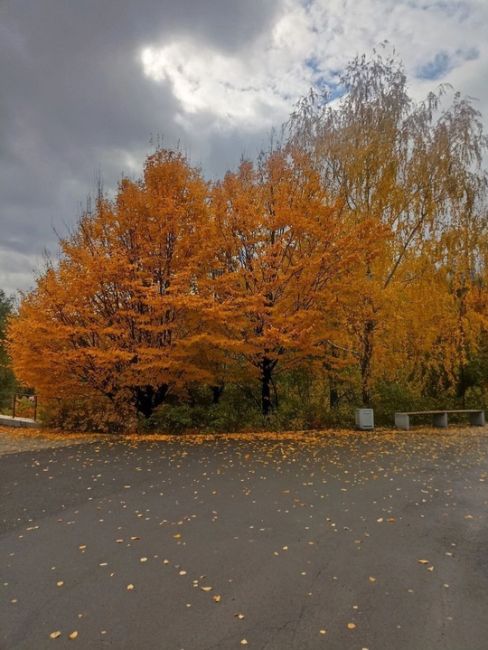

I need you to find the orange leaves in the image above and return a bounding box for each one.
[8,102,487,428]
[10,144,370,422]
[8,150,216,421]
[209,146,373,413]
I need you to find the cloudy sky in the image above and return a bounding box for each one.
[1,0,487,295]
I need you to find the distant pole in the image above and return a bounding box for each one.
[12,394,16,418]
[33,395,38,422]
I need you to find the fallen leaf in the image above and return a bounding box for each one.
[49,631,61,639]
[127,584,135,591]
[68,631,78,640]
[347,623,356,630]
[213,594,221,603]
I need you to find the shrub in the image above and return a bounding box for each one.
[40,396,135,433]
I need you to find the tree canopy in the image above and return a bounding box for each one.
[7,52,488,430]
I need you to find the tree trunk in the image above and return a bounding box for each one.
[261,357,273,416]
[456,365,468,408]
[360,319,375,406]
[134,384,168,418]
[211,385,224,404]
[327,348,340,408]
[329,385,340,408]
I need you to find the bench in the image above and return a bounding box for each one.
[0,414,38,428]
[394,409,485,431]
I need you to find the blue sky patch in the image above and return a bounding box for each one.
[416,47,479,80]
[416,51,452,80]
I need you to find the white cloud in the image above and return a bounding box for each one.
[140,42,289,128]
[139,9,313,129]
[139,0,488,133]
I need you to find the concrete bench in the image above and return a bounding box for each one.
[0,414,38,428]
[394,409,485,431]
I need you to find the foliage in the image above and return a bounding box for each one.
[0,290,17,410]
[7,50,488,432]
[40,396,136,433]
[9,150,215,419]
[210,149,382,414]
[287,48,488,405]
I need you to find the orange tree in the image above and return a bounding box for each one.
[210,146,382,415]
[8,150,216,420]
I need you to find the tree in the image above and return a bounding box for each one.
[287,49,488,405]
[0,290,16,410]
[8,150,215,420]
[210,146,381,415]
[8,51,488,432]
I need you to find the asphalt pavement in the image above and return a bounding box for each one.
[1,430,488,649]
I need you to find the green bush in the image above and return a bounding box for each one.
[139,373,360,434]
[140,385,264,434]
[0,290,17,412]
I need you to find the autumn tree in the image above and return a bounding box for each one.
[425,196,488,402]
[7,51,488,432]
[9,150,216,420]
[287,49,488,405]
[210,146,381,415]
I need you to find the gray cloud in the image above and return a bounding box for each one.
[0,0,283,293]
[1,0,487,296]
